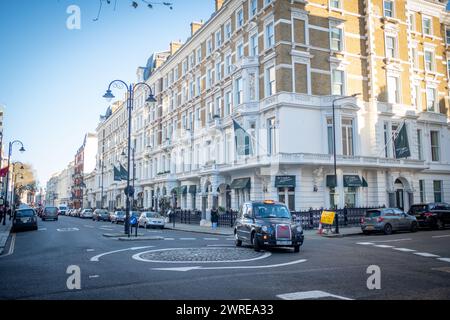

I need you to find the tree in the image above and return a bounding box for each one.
[13,163,37,205]
[93,0,173,21]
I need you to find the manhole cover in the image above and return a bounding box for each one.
[132,247,271,263]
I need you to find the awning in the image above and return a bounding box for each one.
[188,185,197,194]
[275,176,296,188]
[180,186,188,195]
[230,178,251,189]
[344,175,363,187]
[362,177,368,188]
[326,175,337,188]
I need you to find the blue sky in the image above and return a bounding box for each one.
[0,0,214,186]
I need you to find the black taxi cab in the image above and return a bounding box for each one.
[233,200,304,253]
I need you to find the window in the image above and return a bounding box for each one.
[433,180,443,203]
[235,77,243,105]
[196,47,202,64]
[236,9,244,29]
[265,21,275,49]
[408,14,415,31]
[224,91,232,116]
[215,61,222,82]
[196,76,201,96]
[268,117,277,155]
[330,0,341,9]
[215,96,221,117]
[422,17,432,35]
[430,130,440,161]
[426,87,436,112]
[448,60,450,79]
[327,118,334,154]
[424,50,434,72]
[413,84,420,109]
[250,0,257,18]
[225,21,232,41]
[342,118,354,156]
[419,180,425,203]
[417,129,423,160]
[215,30,222,48]
[387,75,400,104]
[383,0,394,18]
[344,187,357,208]
[386,36,396,58]
[332,69,344,96]
[384,122,389,157]
[329,187,338,209]
[206,69,212,90]
[446,28,450,45]
[278,187,295,211]
[236,42,244,61]
[225,53,232,75]
[182,60,188,75]
[207,39,213,57]
[330,26,343,51]
[266,66,276,97]
[207,101,213,122]
[264,0,273,6]
[411,47,418,68]
[250,33,259,57]
[189,53,195,70]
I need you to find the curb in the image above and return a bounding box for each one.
[164,227,233,236]
[103,233,145,238]
[118,236,165,241]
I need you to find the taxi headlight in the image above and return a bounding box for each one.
[296,225,303,233]
[262,226,269,233]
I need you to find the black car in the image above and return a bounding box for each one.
[234,200,304,253]
[408,203,450,229]
[13,207,38,232]
[93,209,110,222]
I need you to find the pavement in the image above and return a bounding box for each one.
[0,218,12,255]
[2,215,449,300]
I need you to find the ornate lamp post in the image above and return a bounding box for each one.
[4,140,25,225]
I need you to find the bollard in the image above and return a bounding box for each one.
[335,211,339,234]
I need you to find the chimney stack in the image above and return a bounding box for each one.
[170,41,182,55]
[190,21,204,36]
[215,0,224,11]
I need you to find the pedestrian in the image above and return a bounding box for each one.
[0,205,4,224]
[211,207,219,230]
[7,205,12,221]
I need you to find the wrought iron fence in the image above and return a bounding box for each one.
[170,209,202,225]
[217,210,238,227]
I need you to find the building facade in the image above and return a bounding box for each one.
[94,0,450,224]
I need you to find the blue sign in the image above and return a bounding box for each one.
[130,216,137,225]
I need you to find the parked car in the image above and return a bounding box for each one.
[234,200,304,253]
[93,209,110,222]
[138,211,165,229]
[110,211,126,224]
[58,205,68,216]
[361,208,418,235]
[42,206,59,221]
[408,203,450,230]
[12,207,38,232]
[80,209,93,219]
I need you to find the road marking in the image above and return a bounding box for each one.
[393,248,416,252]
[207,244,235,247]
[163,238,175,241]
[84,225,95,229]
[90,246,155,262]
[151,258,307,272]
[437,258,450,263]
[89,275,100,279]
[38,228,47,231]
[276,290,353,301]
[86,249,95,252]
[99,227,114,231]
[432,235,450,238]
[413,252,440,258]
[432,267,450,273]
[356,242,375,245]
[225,238,235,241]
[180,238,196,241]
[57,228,79,232]
[0,234,16,258]
[374,245,394,248]
[371,238,412,243]
[204,238,219,241]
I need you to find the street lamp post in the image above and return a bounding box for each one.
[103,80,156,235]
[4,140,25,225]
[331,94,359,234]
[121,147,136,210]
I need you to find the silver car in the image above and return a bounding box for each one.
[361,208,418,235]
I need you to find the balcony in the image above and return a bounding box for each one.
[207,116,223,135]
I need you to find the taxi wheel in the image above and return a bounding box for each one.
[383,224,393,235]
[436,219,445,230]
[410,222,418,233]
[294,245,300,253]
[251,233,261,252]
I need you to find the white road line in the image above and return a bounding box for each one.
[277,290,353,301]
[356,242,375,245]
[38,228,47,231]
[393,248,416,252]
[99,227,114,231]
[163,238,175,241]
[180,238,196,241]
[437,258,450,263]
[414,252,441,258]
[89,275,100,279]
[90,246,154,262]
[432,235,450,239]
[374,245,394,248]
[0,234,16,258]
[371,238,412,243]
[225,238,235,241]
[204,238,219,241]
[84,225,94,229]
[86,249,95,252]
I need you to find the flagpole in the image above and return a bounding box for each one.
[377,120,406,158]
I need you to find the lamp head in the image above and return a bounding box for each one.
[103,90,115,102]
[121,150,126,157]
[146,94,157,103]
[19,146,25,153]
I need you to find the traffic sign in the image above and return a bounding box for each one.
[124,186,135,197]
[320,211,336,225]
[130,215,137,225]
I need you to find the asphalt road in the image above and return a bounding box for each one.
[0,216,449,300]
